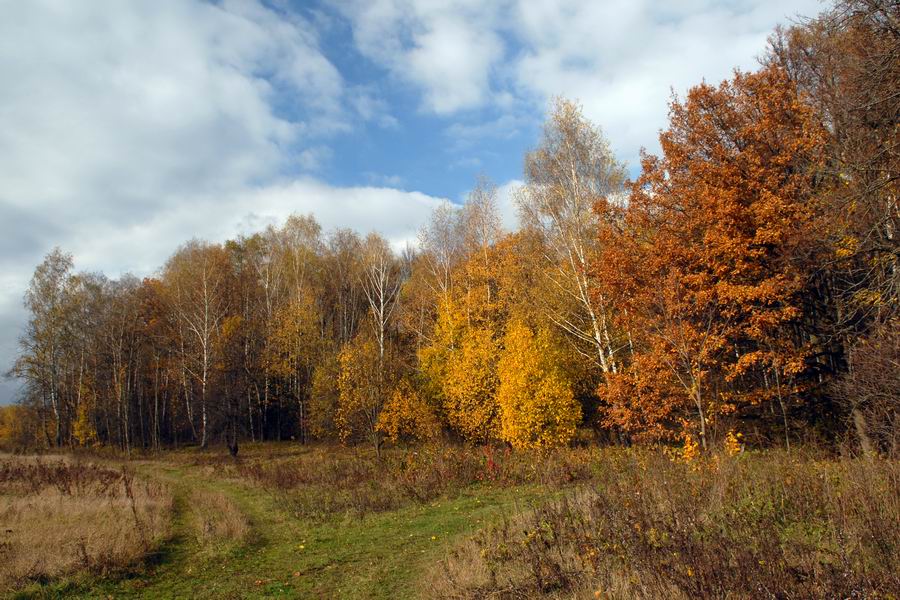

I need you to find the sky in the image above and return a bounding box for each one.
[0,0,824,404]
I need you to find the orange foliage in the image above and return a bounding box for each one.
[595,65,828,447]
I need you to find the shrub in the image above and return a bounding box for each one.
[430,449,900,598]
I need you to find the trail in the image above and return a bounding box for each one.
[22,459,534,599]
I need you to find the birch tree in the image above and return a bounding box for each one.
[163,240,231,448]
[518,99,627,374]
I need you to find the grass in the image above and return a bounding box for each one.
[429,448,900,599]
[4,443,898,599]
[7,444,552,599]
[0,455,172,593]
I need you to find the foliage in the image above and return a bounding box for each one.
[336,334,386,450]
[0,405,35,449]
[308,351,341,440]
[595,65,829,448]
[376,378,441,444]
[497,320,580,449]
[420,297,502,443]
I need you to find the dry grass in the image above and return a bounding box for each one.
[0,454,173,590]
[188,487,250,546]
[429,449,900,599]
[232,443,597,520]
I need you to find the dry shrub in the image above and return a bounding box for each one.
[188,488,250,546]
[429,449,900,599]
[236,443,598,520]
[0,454,172,590]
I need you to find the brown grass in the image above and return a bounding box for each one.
[188,487,250,546]
[232,443,597,520]
[428,449,900,599]
[0,454,173,590]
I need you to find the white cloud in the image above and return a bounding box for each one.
[496,179,524,232]
[330,0,506,113]
[0,0,444,403]
[508,0,824,168]
[336,0,824,166]
[444,113,531,149]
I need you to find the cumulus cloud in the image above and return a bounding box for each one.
[0,0,446,403]
[496,179,524,232]
[335,0,823,164]
[508,0,823,168]
[330,0,506,114]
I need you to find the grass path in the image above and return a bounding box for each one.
[17,460,539,599]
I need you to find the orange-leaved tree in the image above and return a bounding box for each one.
[596,65,829,449]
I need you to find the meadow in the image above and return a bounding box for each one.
[1,443,897,599]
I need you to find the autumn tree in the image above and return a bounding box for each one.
[518,99,627,375]
[11,248,75,447]
[497,319,580,449]
[337,333,390,454]
[376,378,441,444]
[417,183,509,443]
[597,65,829,448]
[418,201,464,300]
[768,0,899,449]
[163,240,232,448]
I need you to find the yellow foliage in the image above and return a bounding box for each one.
[834,235,858,259]
[680,434,700,463]
[443,326,501,441]
[0,405,34,449]
[724,430,743,456]
[336,335,382,445]
[420,298,501,442]
[497,320,581,449]
[264,294,320,379]
[308,352,340,440]
[376,379,441,443]
[72,401,97,447]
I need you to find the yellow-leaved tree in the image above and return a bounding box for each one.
[72,400,97,447]
[419,297,502,442]
[337,333,388,455]
[0,406,33,449]
[497,319,581,449]
[376,378,441,444]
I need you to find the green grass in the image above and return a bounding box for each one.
[12,454,541,599]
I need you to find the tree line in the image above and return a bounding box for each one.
[5,0,897,455]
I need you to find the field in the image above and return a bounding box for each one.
[1,444,898,599]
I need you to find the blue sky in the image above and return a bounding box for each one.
[0,0,824,404]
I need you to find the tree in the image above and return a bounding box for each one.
[418,201,464,300]
[360,233,403,372]
[768,0,899,332]
[596,66,829,448]
[768,0,899,449]
[308,350,341,440]
[376,378,441,444]
[424,297,501,442]
[11,248,74,447]
[264,291,320,442]
[163,240,232,448]
[518,99,627,375]
[497,319,580,449]
[337,333,389,454]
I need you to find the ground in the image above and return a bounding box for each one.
[7,444,542,599]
